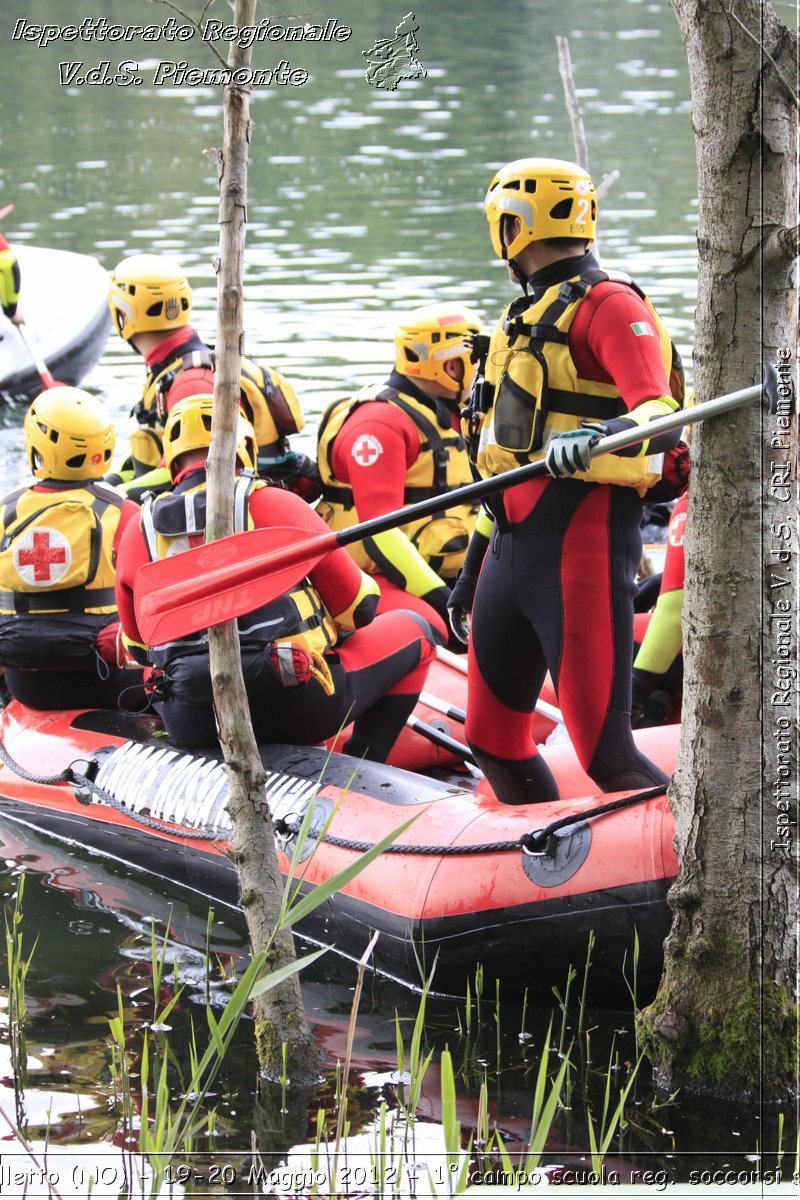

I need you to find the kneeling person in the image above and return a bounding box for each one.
[317,304,483,643]
[0,388,143,709]
[115,396,437,758]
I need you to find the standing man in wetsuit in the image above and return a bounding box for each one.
[463,157,683,804]
[316,303,483,643]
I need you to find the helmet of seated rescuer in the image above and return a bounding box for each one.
[394,303,483,398]
[484,157,597,262]
[108,253,192,341]
[162,394,257,478]
[24,387,115,481]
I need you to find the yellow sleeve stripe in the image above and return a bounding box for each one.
[331,571,380,630]
[634,587,684,675]
[367,527,444,597]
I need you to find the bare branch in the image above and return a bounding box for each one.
[596,168,620,200]
[555,35,589,171]
[148,0,229,68]
[726,4,800,111]
[765,221,800,266]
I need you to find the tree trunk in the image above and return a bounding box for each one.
[639,0,798,1101]
[204,0,319,1084]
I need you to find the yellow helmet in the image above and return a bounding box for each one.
[108,254,192,341]
[394,304,483,397]
[24,387,115,481]
[484,158,597,261]
[162,395,257,478]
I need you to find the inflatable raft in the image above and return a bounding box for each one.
[0,245,111,404]
[0,698,678,997]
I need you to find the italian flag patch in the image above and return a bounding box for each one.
[631,321,654,337]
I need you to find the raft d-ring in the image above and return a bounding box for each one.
[521,830,550,857]
[521,821,592,889]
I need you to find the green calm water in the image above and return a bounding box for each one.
[2,0,794,1187]
[1,0,698,487]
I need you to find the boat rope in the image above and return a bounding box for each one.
[0,734,667,857]
[277,784,668,856]
[0,738,218,842]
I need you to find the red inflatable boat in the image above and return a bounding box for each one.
[0,696,678,998]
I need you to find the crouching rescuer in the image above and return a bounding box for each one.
[115,395,437,757]
[0,388,144,709]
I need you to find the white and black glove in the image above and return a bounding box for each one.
[544,426,602,477]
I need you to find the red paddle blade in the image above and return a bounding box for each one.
[134,524,338,646]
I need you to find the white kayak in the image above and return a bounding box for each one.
[0,245,111,405]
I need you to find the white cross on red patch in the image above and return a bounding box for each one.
[351,434,383,467]
[14,526,71,586]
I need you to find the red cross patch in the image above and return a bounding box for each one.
[14,526,71,586]
[351,434,383,467]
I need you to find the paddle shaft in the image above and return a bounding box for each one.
[405,714,479,766]
[14,323,58,390]
[434,647,565,725]
[135,379,763,645]
[330,384,763,552]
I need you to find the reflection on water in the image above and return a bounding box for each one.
[1,815,794,1187]
[2,0,698,494]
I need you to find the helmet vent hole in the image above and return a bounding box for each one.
[524,180,537,194]
[146,301,163,318]
[430,332,441,344]
[65,454,86,469]
[181,298,190,312]
[404,348,420,363]
[549,199,573,221]
[49,429,59,443]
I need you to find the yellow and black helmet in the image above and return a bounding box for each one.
[108,254,192,341]
[24,387,115,481]
[394,303,483,397]
[162,395,257,478]
[484,158,597,261]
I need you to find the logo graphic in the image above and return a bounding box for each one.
[165,297,180,322]
[363,12,426,91]
[630,322,655,337]
[14,526,70,585]
[668,510,687,549]
[351,434,383,467]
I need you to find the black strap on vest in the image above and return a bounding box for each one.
[138,331,209,422]
[321,375,464,510]
[0,586,117,614]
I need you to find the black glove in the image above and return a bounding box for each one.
[631,668,673,728]
[421,584,452,628]
[634,573,663,613]
[445,525,491,644]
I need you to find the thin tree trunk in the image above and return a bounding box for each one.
[204,0,319,1084]
[639,0,798,1101]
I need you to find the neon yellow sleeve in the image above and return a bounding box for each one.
[475,508,494,539]
[364,527,444,598]
[626,394,680,456]
[634,587,684,676]
[330,571,380,631]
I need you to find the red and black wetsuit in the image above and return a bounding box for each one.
[116,477,437,757]
[465,253,679,803]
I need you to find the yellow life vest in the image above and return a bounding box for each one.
[140,472,337,658]
[135,338,305,461]
[475,268,683,493]
[0,480,124,615]
[316,380,478,579]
